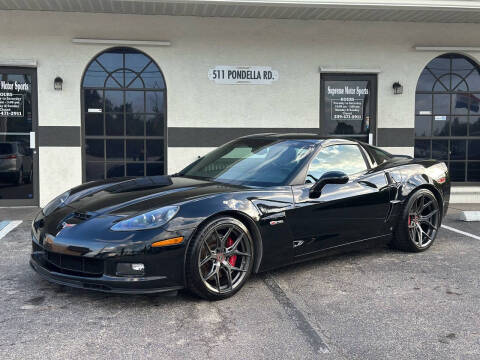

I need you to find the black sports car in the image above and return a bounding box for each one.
[30,134,450,300]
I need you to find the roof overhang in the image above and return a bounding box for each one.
[1,0,480,23]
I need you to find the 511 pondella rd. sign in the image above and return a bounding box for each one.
[208,66,279,85]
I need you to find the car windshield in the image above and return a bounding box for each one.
[180,138,316,186]
[0,143,13,154]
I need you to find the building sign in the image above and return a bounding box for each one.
[326,85,369,121]
[208,66,279,85]
[0,81,29,117]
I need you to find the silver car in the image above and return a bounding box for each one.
[0,142,33,184]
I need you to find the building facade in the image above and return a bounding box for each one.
[0,0,480,206]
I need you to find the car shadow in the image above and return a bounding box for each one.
[32,242,402,308]
[261,242,396,278]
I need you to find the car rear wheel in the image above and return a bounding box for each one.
[391,189,441,252]
[185,217,254,300]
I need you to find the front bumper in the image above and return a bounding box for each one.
[30,252,183,294]
[29,205,198,294]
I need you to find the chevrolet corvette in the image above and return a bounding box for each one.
[30,134,450,300]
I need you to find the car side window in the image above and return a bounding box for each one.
[369,146,392,165]
[306,145,368,182]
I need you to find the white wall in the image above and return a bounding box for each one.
[38,147,82,204]
[0,10,478,205]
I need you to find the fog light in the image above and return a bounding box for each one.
[116,262,145,276]
[131,263,144,271]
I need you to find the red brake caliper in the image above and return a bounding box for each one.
[226,237,237,266]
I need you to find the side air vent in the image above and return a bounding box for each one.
[73,212,93,220]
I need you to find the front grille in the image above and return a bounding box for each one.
[45,251,104,276]
[32,241,104,277]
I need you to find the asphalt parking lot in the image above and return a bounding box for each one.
[1,206,479,359]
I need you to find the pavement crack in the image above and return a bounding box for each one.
[263,273,329,354]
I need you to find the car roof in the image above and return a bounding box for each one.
[238,133,364,146]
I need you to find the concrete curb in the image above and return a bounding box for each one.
[450,187,480,204]
[456,211,480,222]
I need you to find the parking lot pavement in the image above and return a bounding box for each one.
[1,207,479,360]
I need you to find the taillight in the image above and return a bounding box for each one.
[436,177,446,184]
[0,154,16,159]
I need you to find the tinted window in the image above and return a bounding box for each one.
[415,53,480,182]
[82,47,166,181]
[181,139,316,186]
[306,145,367,181]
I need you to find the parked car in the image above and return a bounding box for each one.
[30,134,450,300]
[0,141,32,184]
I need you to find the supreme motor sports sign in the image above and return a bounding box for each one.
[0,80,29,117]
[208,66,279,85]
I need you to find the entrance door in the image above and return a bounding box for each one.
[320,74,377,144]
[0,67,38,206]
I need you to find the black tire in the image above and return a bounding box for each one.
[391,189,441,252]
[185,216,254,300]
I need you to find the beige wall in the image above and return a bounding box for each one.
[0,10,478,205]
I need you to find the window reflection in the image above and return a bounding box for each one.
[0,70,35,201]
[415,53,480,182]
[307,145,367,181]
[82,47,165,181]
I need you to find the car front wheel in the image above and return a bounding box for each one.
[185,217,254,300]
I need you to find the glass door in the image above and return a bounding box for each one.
[320,73,377,144]
[0,67,38,206]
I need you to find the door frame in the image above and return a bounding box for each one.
[320,73,378,145]
[0,66,39,207]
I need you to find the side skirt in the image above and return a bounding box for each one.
[257,234,392,273]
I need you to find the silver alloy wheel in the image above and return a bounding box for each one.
[198,223,252,294]
[408,193,440,249]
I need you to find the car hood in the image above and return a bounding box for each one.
[64,176,243,216]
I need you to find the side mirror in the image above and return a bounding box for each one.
[309,171,349,198]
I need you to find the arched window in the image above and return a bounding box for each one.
[415,53,480,182]
[82,47,166,181]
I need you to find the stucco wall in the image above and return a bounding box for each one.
[0,10,479,205]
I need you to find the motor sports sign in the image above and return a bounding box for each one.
[208,66,279,85]
[326,84,369,121]
[0,80,29,117]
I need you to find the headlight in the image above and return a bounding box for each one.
[110,206,179,231]
[42,191,70,216]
